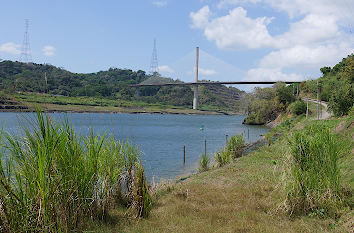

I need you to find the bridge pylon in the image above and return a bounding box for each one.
[193,47,199,110]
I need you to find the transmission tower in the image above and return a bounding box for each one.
[20,19,32,63]
[149,38,159,75]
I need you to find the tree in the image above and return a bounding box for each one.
[328,81,354,116]
[320,67,331,75]
[274,83,295,107]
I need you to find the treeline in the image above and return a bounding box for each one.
[244,54,354,125]
[0,61,245,111]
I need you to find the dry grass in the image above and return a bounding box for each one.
[91,117,353,233]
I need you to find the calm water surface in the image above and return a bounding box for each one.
[0,112,269,181]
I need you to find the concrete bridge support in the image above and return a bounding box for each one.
[193,85,198,110]
[193,47,199,110]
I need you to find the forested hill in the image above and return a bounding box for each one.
[0,60,147,97]
[0,60,246,111]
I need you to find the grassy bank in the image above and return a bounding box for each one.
[93,114,353,232]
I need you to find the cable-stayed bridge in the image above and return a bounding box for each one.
[130,81,298,87]
[132,47,300,110]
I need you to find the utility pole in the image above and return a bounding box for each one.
[306,98,309,118]
[44,72,48,94]
[193,47,199,110]
[317,80,319,120]
[319,86,322,118]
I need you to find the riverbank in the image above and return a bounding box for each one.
[0,92,242,115]
[92,113,353,232]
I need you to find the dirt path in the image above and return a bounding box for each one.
[304,98,331,119]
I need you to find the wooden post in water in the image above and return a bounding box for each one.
[204,139,206,155]
[226,134,228,145]
[184,145,186,164]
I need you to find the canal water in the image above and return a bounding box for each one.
[0,112,269,181]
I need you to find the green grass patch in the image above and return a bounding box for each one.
[284,122,348,217]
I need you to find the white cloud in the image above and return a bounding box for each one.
[274,14,339,49]
[42,45,56,57]
[159,65,174,73]
[152,1,167,7]
[190,6,344,50]
[0,42,21,55]
[266,0,354,23]
[217,0,354,24]
[191,7,274,49]
[190,6,211,29]
[218,0,261,9]
[246,68,304,82]
[199,68,217,76]
[190,2,354,82]
[260,43,354,69]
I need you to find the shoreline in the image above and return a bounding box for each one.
[0,105,243,116]
[173,136,268,184]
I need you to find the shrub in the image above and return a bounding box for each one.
[284,123,343,217]
[225,135,245,159]
[215,135,245,167]
[199,153,210,172]
[214,151,232,167]
[0,111,150,232]
[288,100,307,116]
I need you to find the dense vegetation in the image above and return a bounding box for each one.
[244,54,353,125]
[243,83,297,125]
[301,54,354,116]
[0,61,245,112]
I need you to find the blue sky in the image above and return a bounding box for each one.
[1,0,354,87]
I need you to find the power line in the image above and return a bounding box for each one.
[19,19,32,63]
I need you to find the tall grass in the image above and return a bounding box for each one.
[284,123,343,217]
[0,111,151,232]
[215,135,245,167]
[199,154,210,172]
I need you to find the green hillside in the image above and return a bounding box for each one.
[0,61,245,112]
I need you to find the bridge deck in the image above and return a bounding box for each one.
[130,81,300,87]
